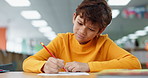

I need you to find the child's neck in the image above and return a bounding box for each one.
[79,40,90,45]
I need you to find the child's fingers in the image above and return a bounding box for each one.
[48,57,58,64]
[48,60,59,69]
[68,65,76,72]
[64,62,74,71]
[57,59,65,69]
[44,66,58,74]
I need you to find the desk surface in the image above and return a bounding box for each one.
[1,71,148,78]
[0,72,96,78]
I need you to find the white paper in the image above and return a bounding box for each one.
[38,72,89,76]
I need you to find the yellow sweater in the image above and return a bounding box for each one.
[23,33,141,73]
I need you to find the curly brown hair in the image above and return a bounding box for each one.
[76,0,112,30]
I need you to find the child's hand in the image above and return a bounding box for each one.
[42,57,64,73]
[64,61,90,72]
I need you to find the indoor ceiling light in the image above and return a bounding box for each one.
[44,32,57,40]
[115,39,123,45]
[121,36,128,42]
[44,31,56,37]
[39,26,52,33]
[21,10,41,19]
[128,34,138,40]
[5,0,31,7]
[135,30,147,36]
[31,20,48,27]
[112,9,120,18]
[144,26,148,32]
[108,0,131,6]
[48,37,56,41]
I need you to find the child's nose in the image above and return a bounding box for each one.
[79,26,87,35]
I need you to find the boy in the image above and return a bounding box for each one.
[23,0,141,73]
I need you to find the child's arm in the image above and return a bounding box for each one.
[88,42,141,72]
[23,34,64,73]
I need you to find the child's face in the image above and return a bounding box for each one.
[73,14,101,44]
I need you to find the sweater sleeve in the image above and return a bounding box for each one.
[88,41,141,72]
[23,34,64,73]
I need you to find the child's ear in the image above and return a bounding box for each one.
[72,13,76,24]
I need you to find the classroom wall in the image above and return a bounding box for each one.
[0,27,6,50]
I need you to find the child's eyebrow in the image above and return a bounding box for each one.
[88,23,98,30]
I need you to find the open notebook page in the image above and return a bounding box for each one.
[38,72,89,76]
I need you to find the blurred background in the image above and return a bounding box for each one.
[0,0,148,71]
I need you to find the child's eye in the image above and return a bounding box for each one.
[89,28,95,31]
[77,22,83,25]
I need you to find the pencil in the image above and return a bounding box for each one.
[40,42,56,58]
[40,42,67,72]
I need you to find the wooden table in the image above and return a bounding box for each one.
[1,71,148,78]
[0,72,97,78]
